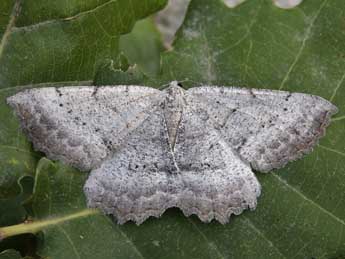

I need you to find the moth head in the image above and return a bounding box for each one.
[165,81,185,96]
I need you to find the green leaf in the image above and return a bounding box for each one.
[28,158,144,258]
[0,250,34,259]
[0,0,39,198]
[2,0,345,258]
[0,176,33,227]
[0,0,167,87]
[0,0,167,199]
[120,17,164,77]
[0,176,35,255]
[150,0,345,257]
[0,249,21,259]
[92,0,345,257]
[100,0,345,257]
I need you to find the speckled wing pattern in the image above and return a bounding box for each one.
[83,102,183,224]
[173,104,260,224]
[7,86,163,171]
[7,82,337,224]
[186,87,337,172]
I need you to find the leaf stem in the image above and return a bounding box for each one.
[0,208,99,241]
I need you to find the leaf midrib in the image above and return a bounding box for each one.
[12,0,119,32]
[0,0,20,61]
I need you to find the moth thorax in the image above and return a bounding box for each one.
[163,83,185,151]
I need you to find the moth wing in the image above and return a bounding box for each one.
[7,86,163,171]
[174,104,261,224]
[187,86,337,172]
[83,103,183,224]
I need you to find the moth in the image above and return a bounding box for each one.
[7,81,337,224]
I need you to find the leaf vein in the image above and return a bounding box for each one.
[319,144,345,157]
[187,218,226,259]
[0,80,93,93]
[330,69,345,101]
[12,0,119,32]
[242,217,287,259]
[103,216,145,259]
[331,115,345,122]
[272,173,345,227]
[278,0,328,90]
[58,225,82,259]
[0,144,39,157]
[0,0,21,61]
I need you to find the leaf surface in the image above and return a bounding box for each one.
[31,159,143,259]
[0,0,167,199]
[136,0,345,258]
[1,0,345,258]
[0,249,21,259]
